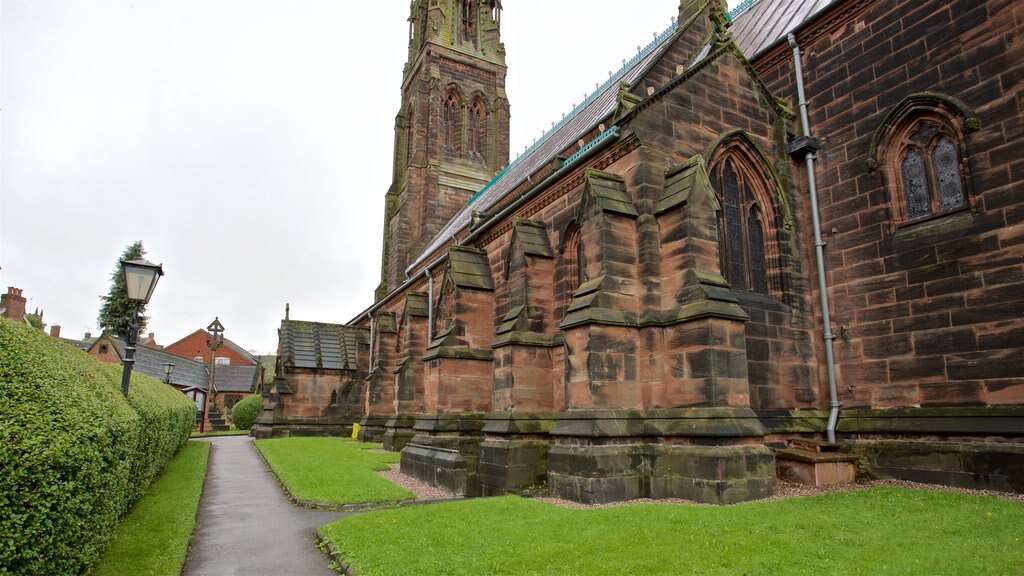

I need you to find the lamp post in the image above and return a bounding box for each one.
[202,317,225,431]
[164,362,175,385]
[119,258,164,398]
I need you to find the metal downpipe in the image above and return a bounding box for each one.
[425,268,435,343]
[789,33,841,443]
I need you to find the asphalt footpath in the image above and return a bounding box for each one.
[181,435,349,576]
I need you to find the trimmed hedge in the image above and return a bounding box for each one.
[0,319,196,575]
[231,393,263,431]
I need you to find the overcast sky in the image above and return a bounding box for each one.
[1,0,714,354]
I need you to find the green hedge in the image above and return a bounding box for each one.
[0,319,196,575]
[231,393,262,431]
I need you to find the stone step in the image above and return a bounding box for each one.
[775,438,859,486]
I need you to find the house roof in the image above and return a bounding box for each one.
[279,320,366,371]
[214,365,259,393]
[108,336,210,390]
[407,0,834,273]
[165,328,259,365]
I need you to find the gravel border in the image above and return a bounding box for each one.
[379,464,1024,508]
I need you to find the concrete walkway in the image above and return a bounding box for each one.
[181,436,349,576]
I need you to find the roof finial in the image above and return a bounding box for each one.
[285,303,290,320]
[710,0,732,40]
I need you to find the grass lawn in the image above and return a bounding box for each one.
[255,437,414,506]
[321,488,1024,576]
[89,440,210,576]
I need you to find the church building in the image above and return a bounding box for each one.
[255,0,1024,504]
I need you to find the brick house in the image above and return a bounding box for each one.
[163,328,259,367]
[256,0,1023,503]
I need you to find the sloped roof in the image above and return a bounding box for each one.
[730,0,835,58]
[407,0,834,273]
[280,320,365,371]
[214,365,259,393]
[109,337,210,390]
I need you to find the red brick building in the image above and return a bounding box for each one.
[257,0,1023,503]
[164,328,258,367]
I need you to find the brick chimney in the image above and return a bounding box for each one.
[0,287,27,322]
[50,324,61,339]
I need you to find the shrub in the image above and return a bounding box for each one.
[231,393,263,430]
[0,319,195,575]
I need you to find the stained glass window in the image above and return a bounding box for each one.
[895,119,967,221]
[714,158,771,295]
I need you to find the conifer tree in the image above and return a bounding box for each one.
[97,240,149,337]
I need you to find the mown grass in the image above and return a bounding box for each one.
[255,437,413,505]
[322,488,1024,576]
[89,441,210,576]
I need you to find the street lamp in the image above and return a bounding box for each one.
[201,317,225,432]
[119,258,164,398]
[164,362,175,385]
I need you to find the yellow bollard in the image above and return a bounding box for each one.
[351,422,361,440]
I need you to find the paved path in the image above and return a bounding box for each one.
[182,436,349,576]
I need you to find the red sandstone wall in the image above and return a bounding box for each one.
[757,0,1024,409]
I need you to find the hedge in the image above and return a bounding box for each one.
[231,393,263,431]
[0,319,196,575]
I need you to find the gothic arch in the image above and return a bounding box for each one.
[706,133,785,298]
[869,94,977,226]
[441,84,463,152]
[469,94,488,160]
[555,219,583,321]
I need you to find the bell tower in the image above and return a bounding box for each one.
[377,0,511,297]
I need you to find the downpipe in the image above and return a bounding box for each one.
[789,33,841,443]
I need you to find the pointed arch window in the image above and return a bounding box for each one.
[469,99,487,159]
[894,120,967,221]
[711,155,776,296]
[869,96,975,228]
[442,91,459,150]
[556,221,583,321]
[460,0,476,41]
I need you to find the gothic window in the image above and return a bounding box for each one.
[442,91,459,151]
[893,120,967,222]
[406,109,415,166]
[469,99,487,158]
[460,0,476,41]
[556,221,583,321]
[711,155,776,296]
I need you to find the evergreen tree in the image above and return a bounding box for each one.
[97,241,149,338]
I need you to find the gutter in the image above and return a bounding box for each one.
[787,33,840,443]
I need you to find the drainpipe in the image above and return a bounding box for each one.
[366,311,375,370]
[787,33,840,443]
[425,268,435,343]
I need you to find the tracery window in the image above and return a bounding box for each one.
[442,91,459,150]
[710,150,779,297]
[894,120,967,221]
[469,99,486,158]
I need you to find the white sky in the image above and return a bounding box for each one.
[1,0,717,354]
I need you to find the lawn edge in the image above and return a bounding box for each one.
[252,439,457,512]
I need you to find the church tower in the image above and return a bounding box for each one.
[378,0,510,297]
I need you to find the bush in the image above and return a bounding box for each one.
[0,319,196,575]
[231,393,263,430]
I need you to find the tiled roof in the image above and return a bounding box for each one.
[730,0,836,58]
[280,320,365,371]
[110,338,210,390]
[214,365,258,393]
[407,0,833,274]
